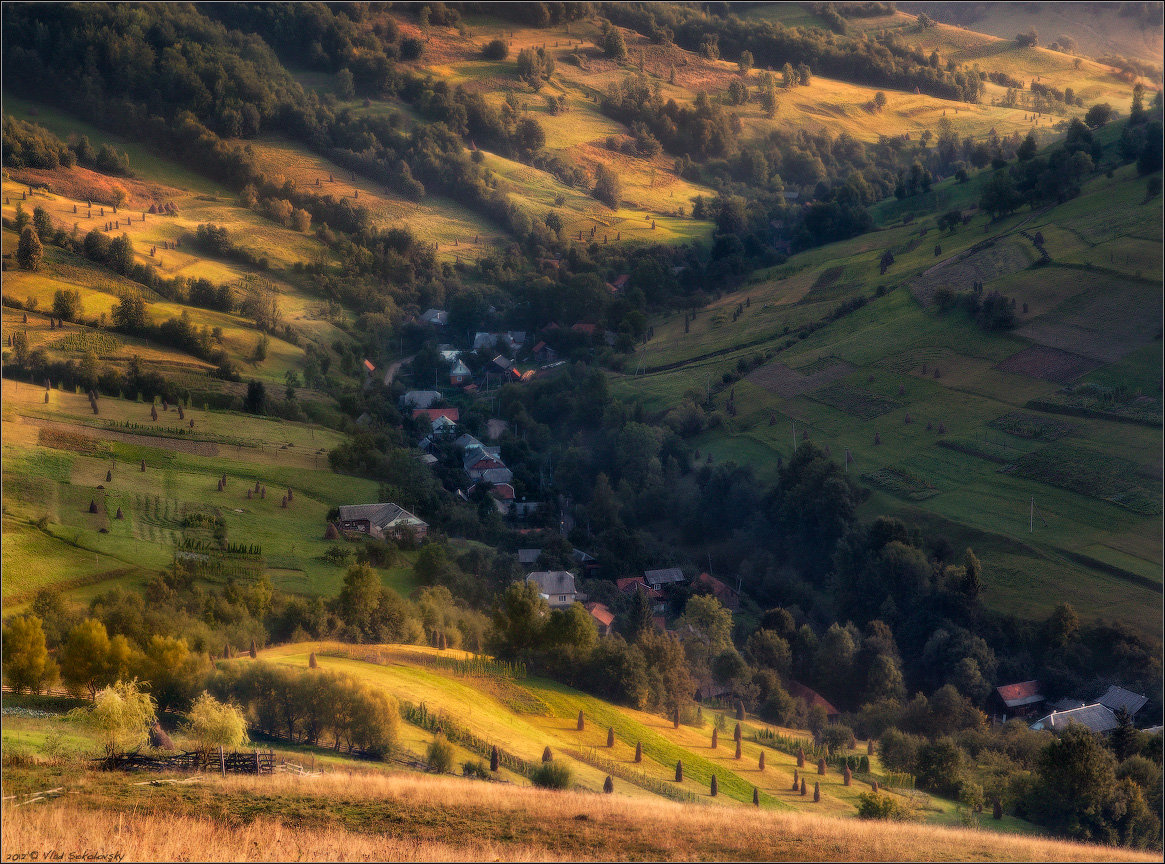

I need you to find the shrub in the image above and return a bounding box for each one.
[482,39,508,60]
[856,791,917,821]
[428,734,455,773]
[70,680,156,757]
[531,761,572,789]
[462,759,489,779]
[186,692,248,751]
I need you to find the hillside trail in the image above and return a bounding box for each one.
[383,355,415,387]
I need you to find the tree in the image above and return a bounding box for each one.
[603,25,627,61]
[874,91,887,111]
[71,680,157,757]
[336,562,382,638]
[980,169,1021,218]
[113,290,147,331]
[745,629,792,676]
[244,379,267,414]
[1045,602,1079,648]
[1016,133,1038,161]
[52,287,81,321]
[490,579,548,660]
[1028,723,1122,843]
[1016,29,1038,48]
[1130,83,1146,125]
[1084,103,1113,128]
[32,205,52,240]
[738,50,753,76]
[17,226,43,271]
[593,164,622,210]
[482,38,508,60]
[336,68,355,100]
[961,548,982,599]
[2,615,59,693]
[60,618,114,698]
[186,692,248,750]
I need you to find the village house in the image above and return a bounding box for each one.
[1030,703,1119,734]
[450,359,471,386]
[694,571,740,611]
[991,681,1045,721]
[584,602,614,635]
[1096,685,1148,718]
[532,341,556,364]
[335,503,428,540]
[526,570,578,608]
[400,390,443,410]
[787,681,842,724]
[644,568,686,590]
[517,548,541,571]
[420,308,447,327]
[606,273,630,293]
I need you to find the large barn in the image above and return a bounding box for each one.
[336,503,428,540]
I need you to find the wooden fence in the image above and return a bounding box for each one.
[98,747,276,775]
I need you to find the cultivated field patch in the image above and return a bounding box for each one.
[808,382,903,419]
[1012,444,1162,515]
[746,358,854,397]
[910,236,1036,305]
[988,412,1077,441]
[995,345,1101,382]
[861,466,941,500]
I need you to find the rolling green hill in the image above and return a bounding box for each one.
[612,160,1163,633]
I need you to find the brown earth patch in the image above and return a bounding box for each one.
[747,358,855,397]
[9,165,185,212]
[996,345,1101,382]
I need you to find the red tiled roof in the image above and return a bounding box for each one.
[996,681,1043,702]
[652,615,667,631]
[412,408,460,422]
[490,483,516,500]
[788,681,840,717]
[363,359,376,373]
[584,602,615,627]
[572,322,596,335]
[532,341,547,352]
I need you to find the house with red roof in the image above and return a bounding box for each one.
[991,681,1045,719]
[412,408,460,423]
[695,572,740,611]
[584,602,615,636]
[571,322,596,336]
[606,274,630,293]
[787,681,841,723]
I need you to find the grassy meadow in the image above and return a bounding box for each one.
[612,161,1163,634]
[0,378,418,607]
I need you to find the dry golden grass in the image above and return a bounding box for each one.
[2,770,1156,862]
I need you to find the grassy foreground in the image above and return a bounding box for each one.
[1,769,1155,862]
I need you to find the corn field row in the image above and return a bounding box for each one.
[398,700,535,779]
[568,747,702,805]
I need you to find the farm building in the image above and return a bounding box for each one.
[420,308,447,326]
[584,602,614,635]
[517,548,541,570]
[644,568,686,589]
[336,503,428,540]
[1029,703,1119,734]
[400,390,442,409]
[787,682,841,723]
[532,341,556,363]
[1096,685,1148,717]
[991,681,1046,720]
[527,571,578,608]
[694,571,740,611]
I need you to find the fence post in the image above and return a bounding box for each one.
[219,745,225,776]
[254,750,259,774]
